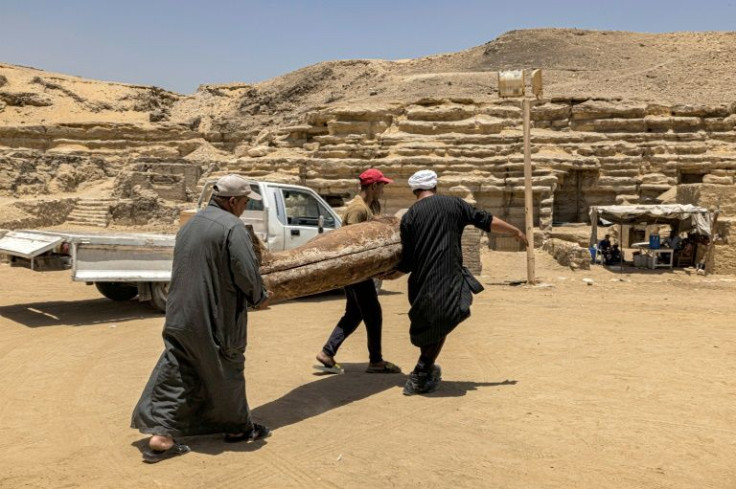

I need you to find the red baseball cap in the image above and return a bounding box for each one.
[359,168,393,185]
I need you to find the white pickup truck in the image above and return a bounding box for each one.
[0,179,342,311]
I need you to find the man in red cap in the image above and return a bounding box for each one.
[315,168,402,374]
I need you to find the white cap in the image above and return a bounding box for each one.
[212,174,262,200]
[408,169,438,191]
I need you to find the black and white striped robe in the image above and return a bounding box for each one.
[398,195,491,346]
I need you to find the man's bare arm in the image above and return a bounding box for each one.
[490,217,529,247]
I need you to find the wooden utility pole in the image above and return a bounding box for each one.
[498,69,541,286]
[522,98,536,285]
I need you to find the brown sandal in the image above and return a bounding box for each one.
[365,361,402,374]
[314,352,344,374]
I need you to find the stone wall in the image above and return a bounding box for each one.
[0,198,77,229]
[110,198,181,227]
[713,218,735,275]
[542,238,591,270]
[3,96,735,272]
[677,184,736,217]
[113,158,204,202]
[0,123,199,156]
[218,98,736,236]
[0,150,119,195]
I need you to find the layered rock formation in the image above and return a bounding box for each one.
[1,29,735,270]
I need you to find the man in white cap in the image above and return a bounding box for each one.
[397,169,527,395]
[131,174,271,462]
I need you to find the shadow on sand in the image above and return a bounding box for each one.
[130,366,516,459]
[251,365,517,430]
[0,298,160,328]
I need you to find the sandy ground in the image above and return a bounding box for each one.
[1,250,735,489]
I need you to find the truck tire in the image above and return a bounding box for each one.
[150,282,169,313]
[95,282,138,302]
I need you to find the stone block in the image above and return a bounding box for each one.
[645,116,703,132]
[325,106,398,122]
[598,176,637,186]
[639,183,672,193]
[645,104,671,116]
[592,118,647,132]
[532,103,571,121]
[480,105,522,118]
[569,120,595,132]
[406,105,474,121]
[615,194,640,204]
[701,218,735,274]
[639,173,669,185]
[398,115,505,135]
[327,121,373,136]
[703,117,736,132]
[671,104,731,118]
[702,175,734,185]
[542,238,591,270]
[571,100,646,120]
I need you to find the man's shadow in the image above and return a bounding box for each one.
[426,379,517,398]
[131,368,517,457]
[0,298,159,328]
[251,366,517,430]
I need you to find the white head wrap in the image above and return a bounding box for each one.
[408,170,438,191]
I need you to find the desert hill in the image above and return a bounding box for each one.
[3,29,735,130]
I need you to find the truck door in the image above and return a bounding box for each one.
[239,190,268,243]
[279,188,338,248]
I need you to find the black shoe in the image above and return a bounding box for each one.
[403,366,441,396]
[224,423,271,443]
[430,364,442,383]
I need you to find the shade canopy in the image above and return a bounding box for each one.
[589,204,713,245]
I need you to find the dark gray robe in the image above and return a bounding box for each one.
[398,195,491,346]
[131,200,267,437]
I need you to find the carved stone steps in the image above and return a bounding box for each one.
[66,199,112,227]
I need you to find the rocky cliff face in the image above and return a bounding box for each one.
[1,29,735,262]
[214,98,736,229]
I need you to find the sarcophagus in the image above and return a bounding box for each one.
[257,217,401,302]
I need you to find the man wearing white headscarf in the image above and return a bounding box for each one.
[407,169,438,191]
[397,169,527,395]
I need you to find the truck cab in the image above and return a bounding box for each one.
[186,179,342,251]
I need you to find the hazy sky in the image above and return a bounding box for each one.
[1,0,734,94]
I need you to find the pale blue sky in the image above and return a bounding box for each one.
[1,0,734,94]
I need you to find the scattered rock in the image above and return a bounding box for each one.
[0,91,53,107]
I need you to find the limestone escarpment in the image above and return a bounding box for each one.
[220,98,736,228]
[0,29,735,271]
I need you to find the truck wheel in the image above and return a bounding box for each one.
[95,282,138,302]
[150,282,169,313]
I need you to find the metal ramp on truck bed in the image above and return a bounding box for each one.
[0,230,69,270]
[0,230,176,280]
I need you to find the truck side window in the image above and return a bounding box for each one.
[283,190,332,227]
[318,202,336,228]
